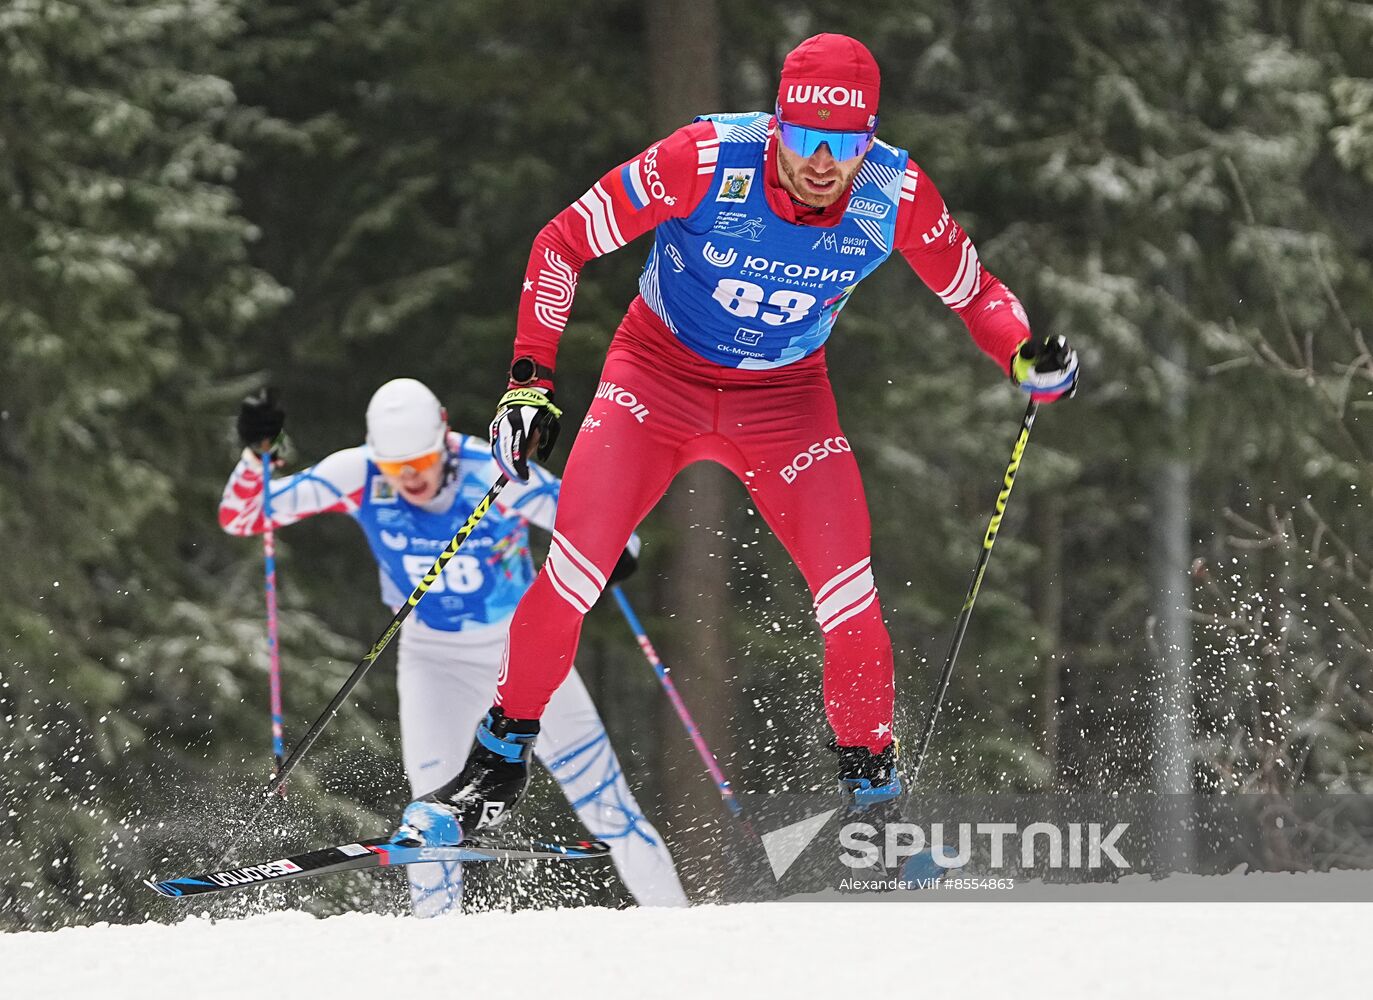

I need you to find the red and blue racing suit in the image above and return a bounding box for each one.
[500,112,1031,752]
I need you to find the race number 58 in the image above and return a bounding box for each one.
[402,554,484,594]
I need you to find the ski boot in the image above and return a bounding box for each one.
[832,739,960,885]
[833,739,903,812]
[392,708,540,846]
[830,739,920,892]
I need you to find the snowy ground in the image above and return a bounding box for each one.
[4,880,1369,1000]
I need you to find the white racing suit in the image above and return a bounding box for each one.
[219,432,686,914]
[398,616,685,914]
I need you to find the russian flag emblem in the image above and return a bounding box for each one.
[620,160,650,210]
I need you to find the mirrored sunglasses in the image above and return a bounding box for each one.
[776,114,876,162]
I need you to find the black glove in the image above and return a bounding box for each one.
[607,546,638,585]
[1010,335,1079,402]
[238,387,286,454]
[490,387,562,482]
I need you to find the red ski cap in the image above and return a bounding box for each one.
[776,34,880,132]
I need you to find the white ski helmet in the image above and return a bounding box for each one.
[365,378,448,462]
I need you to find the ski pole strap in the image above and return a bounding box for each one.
[911,397,1039,784]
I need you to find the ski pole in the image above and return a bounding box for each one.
[611,586,749,825]
[260,456,287,794]
[910,395,1040,784]
[219,471,512,865]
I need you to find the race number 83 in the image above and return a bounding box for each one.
[712,279,815,326]
[402,553,484,594]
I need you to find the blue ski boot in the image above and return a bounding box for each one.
[833,740,903,811]
[832,739,961,886]
[392,708,540,846]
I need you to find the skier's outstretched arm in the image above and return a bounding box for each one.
[490,121,718,482]
[894,164,1032,372]
[218,391,365,535]
[895,165,1079,400]
[511,120,719,378]
[218,448,366,536]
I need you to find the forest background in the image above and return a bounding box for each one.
[4,0,1373,928]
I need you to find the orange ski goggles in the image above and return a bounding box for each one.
[374,449,443,478]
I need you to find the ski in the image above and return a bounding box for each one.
[145,835,611,899]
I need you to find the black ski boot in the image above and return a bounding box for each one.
[831,739,957,885]
[832,739,902,812]
[392,708,540,846]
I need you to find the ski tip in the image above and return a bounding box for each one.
[145,875,218,898]
[144,878,181,898]
[456,836,612,860]
[551,838,612,858]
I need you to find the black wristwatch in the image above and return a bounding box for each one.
[509,356,555,386]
